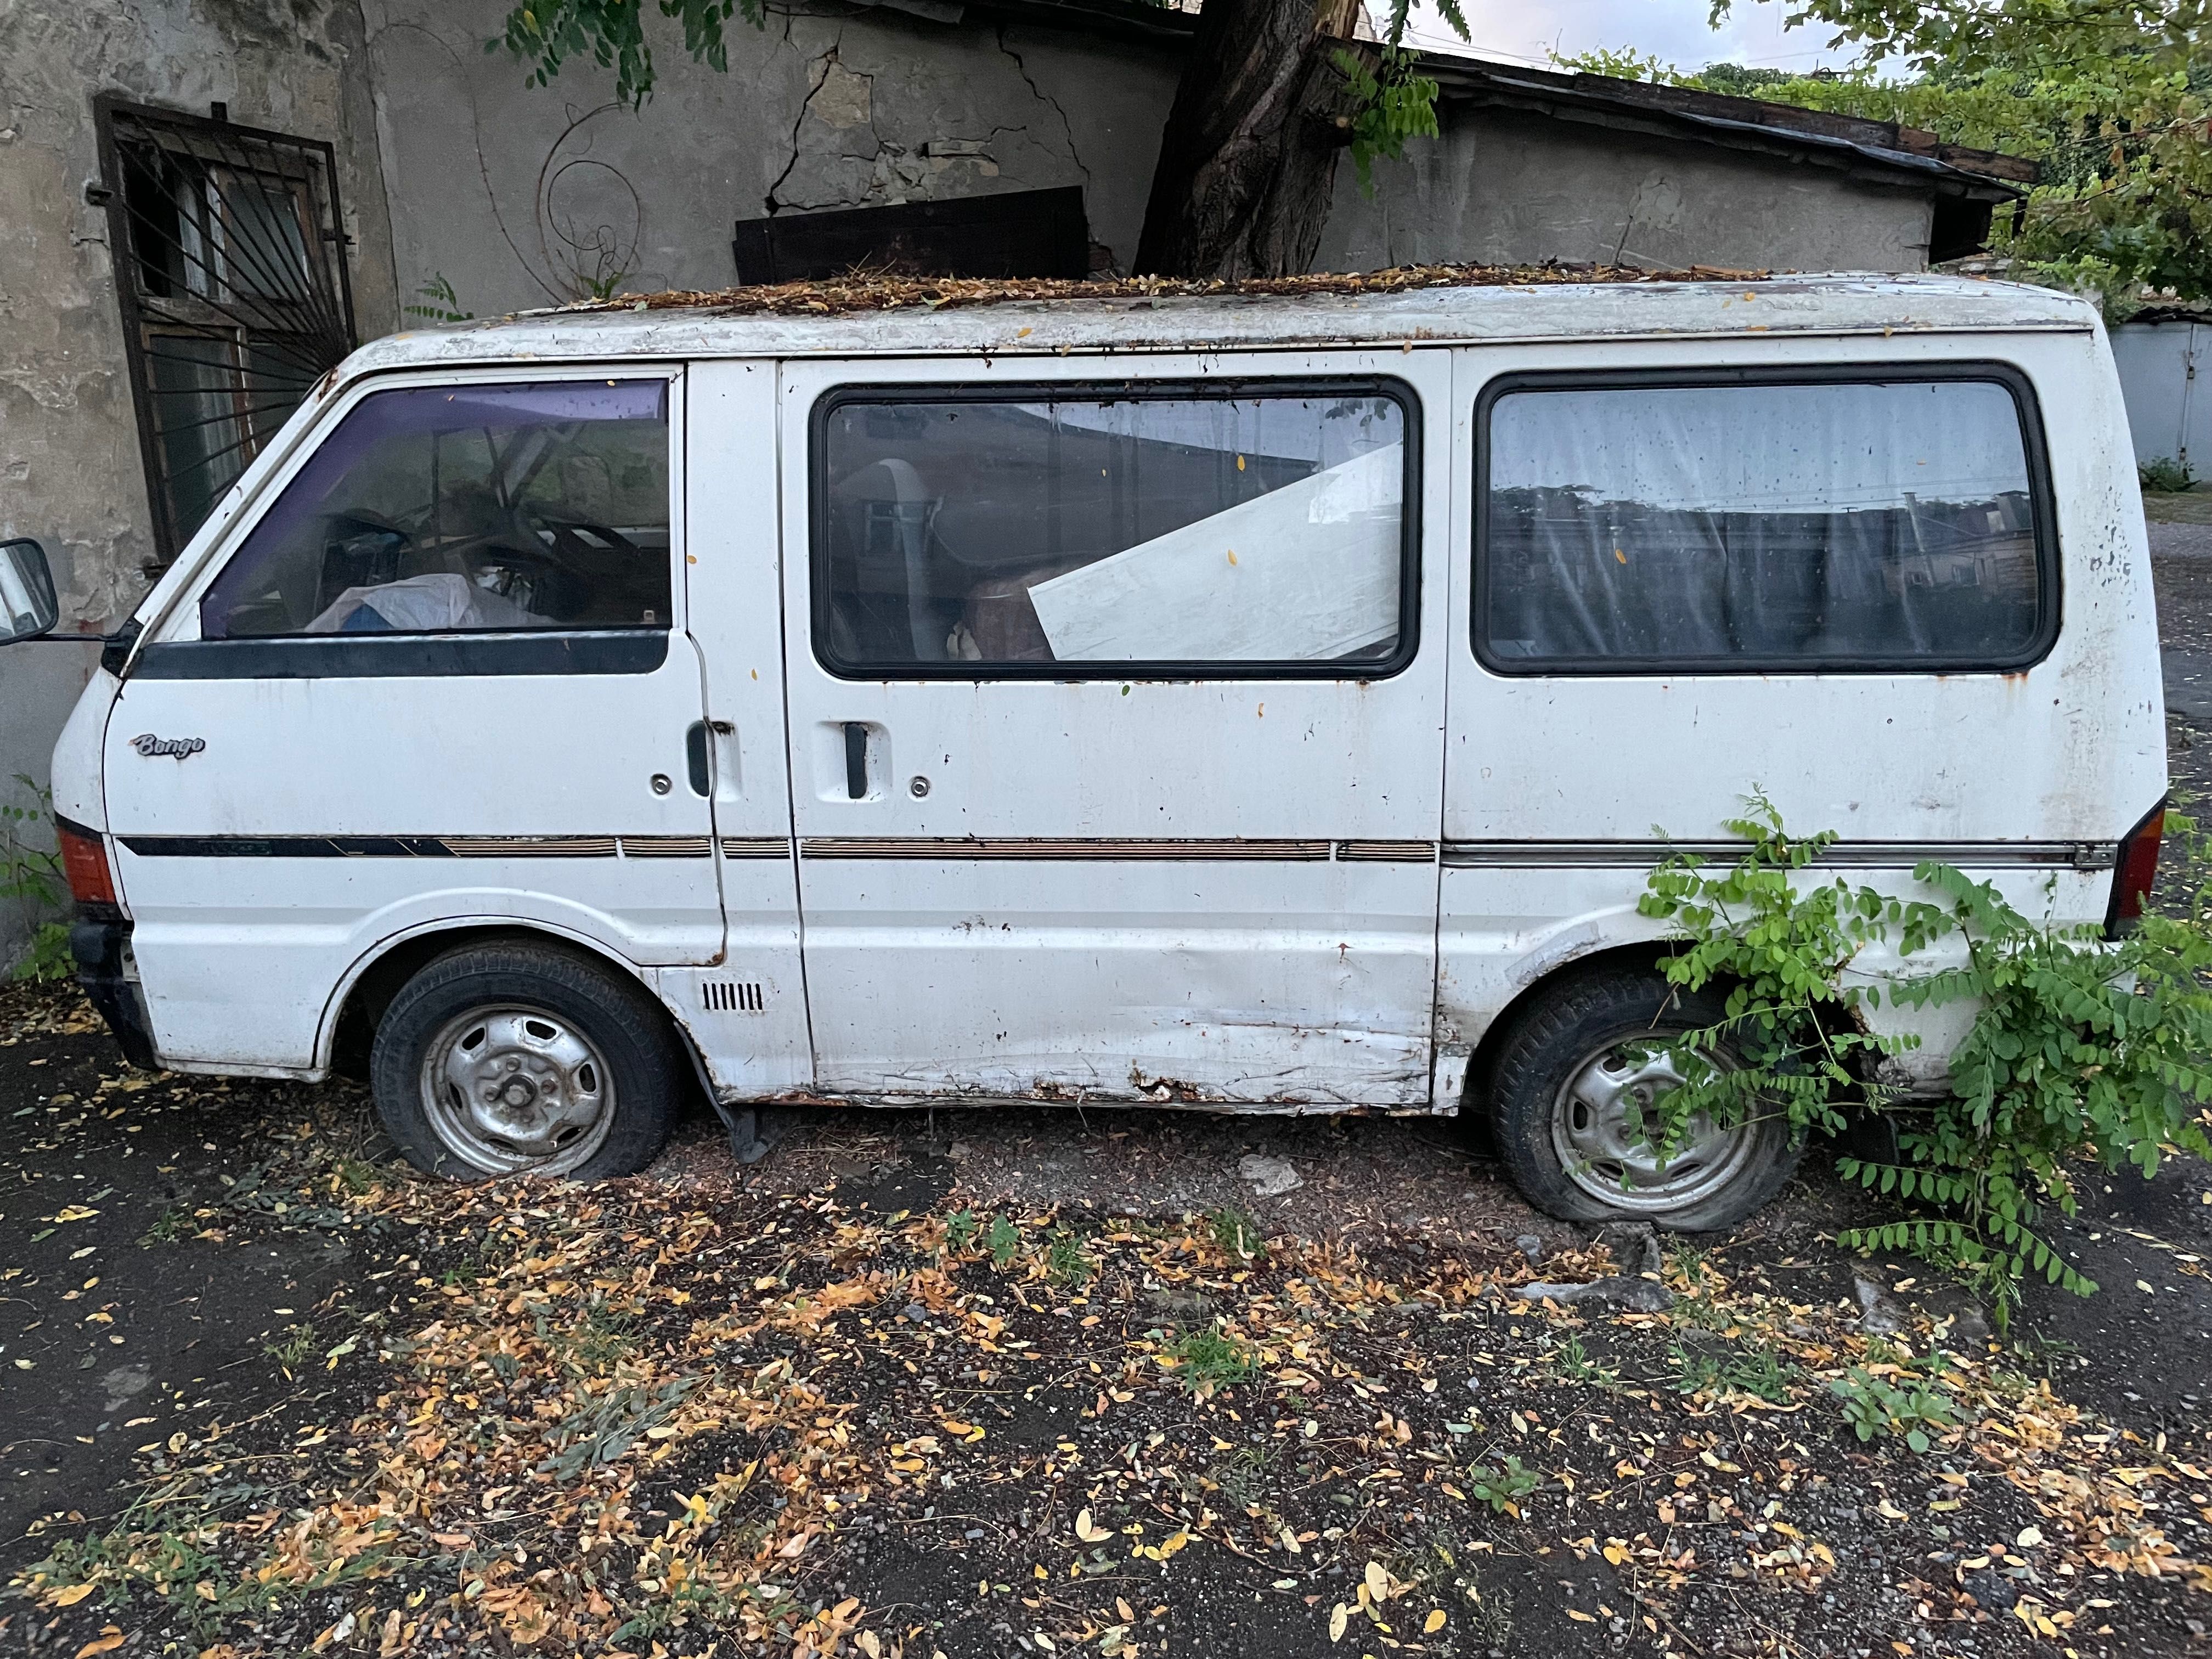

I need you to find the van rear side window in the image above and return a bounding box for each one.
[812,383,1415,677]
[200,380,672,640]
[1475,371,2053,674]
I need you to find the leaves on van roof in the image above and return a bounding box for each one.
[544,260,1775,320]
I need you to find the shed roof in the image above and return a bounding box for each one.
[879,0,2033,198]
[345,269,2095,378]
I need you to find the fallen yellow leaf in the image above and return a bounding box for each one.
[1567,1609,1597,1623]
[1076,1509,1113,1544]
[1423,1609,1447,1634]
[75,1630,126,1657]
[52,1584,95,1607]
[1328,1602,1350,1643]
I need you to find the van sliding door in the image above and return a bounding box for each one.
[777,353,1454,1109]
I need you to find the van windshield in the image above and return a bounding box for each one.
[200,380,672,640]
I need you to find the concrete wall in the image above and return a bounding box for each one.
[1317,107,1936,275]
[0,0,400,966]
[360,0,1183,317]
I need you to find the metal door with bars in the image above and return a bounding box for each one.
[93,96,358,567]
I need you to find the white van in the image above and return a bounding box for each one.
[2,272,2166,1230]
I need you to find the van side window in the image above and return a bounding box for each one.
[814,386,1413,676]
[199,381,672,640]
[1476,374,2051,673]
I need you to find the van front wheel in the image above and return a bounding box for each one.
[370,941,680,1180]
[1482,966,1798,1232]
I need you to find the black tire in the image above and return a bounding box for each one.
[369,940,681,1181]
[1479,963,1799,1232]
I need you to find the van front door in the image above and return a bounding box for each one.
[103,369,733,1074]
[779,354,1453,1107]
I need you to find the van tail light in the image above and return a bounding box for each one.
[2104,798,2168,938]
[55,817,118,912]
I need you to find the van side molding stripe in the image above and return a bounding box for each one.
[114,833,743,859]
[800,838,1368,861]
[108,835,2107,870]
[1440,839,2118,870]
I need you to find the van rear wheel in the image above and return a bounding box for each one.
[370,941,680,1180]
[1482,965,1798,1232]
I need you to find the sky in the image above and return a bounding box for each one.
[1401,0,1870,76]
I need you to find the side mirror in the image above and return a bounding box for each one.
[0,539,59,645]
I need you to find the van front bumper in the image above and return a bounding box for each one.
[70,915,159,1070]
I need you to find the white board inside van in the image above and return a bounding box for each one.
[1026,443,1402,662]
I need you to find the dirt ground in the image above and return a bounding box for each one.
[1,533,2210,1657]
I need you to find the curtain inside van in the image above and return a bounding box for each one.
[1481,380,2044,668]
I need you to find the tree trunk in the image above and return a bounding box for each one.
[1133,0,1368,280]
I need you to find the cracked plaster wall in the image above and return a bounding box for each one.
[1317,108,1934,274]
[363,0,1179,315]
[0,0,399,966]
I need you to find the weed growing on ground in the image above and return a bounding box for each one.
[1465,1454,1542,1515]
[2141,454,2197,492]
[1,774,69,983]
[1550,1334,1620,1387]
[1044,1227,1093,1285]
[1165,1321,1256,1395]
[942,1207,979,1252]
[1208,1206,1265,1260]
[1830,1350,1962,1451]
[263,1323,314,1374]
[1671,1338,1794,1403]
[985,1213,1021,1267]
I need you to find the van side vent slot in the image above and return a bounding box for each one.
[702,981,766,1013]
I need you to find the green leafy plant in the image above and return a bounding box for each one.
[2,773,70,982]
[402,273,475,323]
[1465,1454,1542,1515]
[263,1322,316,1374]
[1550,1334,1620,1387]
[1671,1339,1793,1403]
[1043,1227,1094,1285]
[1637,793,2212,1328]
[1164,1321,1256,1395]
[1333,47,1442,193]
[2141,454,2197,494]
[1208,1206,1266,1260]
[985,1212,1022,1267]
[943,1207,980,1252]
[1830,1351,1962,1451]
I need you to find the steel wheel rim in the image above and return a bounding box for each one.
[1549,1036,1760,1214]
[419,1003,615,1177]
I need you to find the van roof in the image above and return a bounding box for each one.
[345,266,2098,379]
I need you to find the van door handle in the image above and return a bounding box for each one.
[842,721,869,800]
[685,721,712,797]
